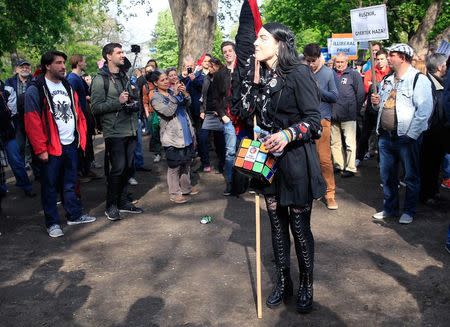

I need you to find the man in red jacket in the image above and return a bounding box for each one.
[25,50,96,238]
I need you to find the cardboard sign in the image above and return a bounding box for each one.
[328,34,358,60]
[350,4,389,41]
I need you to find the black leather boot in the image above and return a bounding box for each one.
[296,272,313,313]
[266,268,293,308]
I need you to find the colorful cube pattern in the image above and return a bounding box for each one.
[234,138,277,183]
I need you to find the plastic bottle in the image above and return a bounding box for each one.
[253,125,283,157]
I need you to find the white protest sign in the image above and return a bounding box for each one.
[350,4,389,41]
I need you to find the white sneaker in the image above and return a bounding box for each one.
[153,154,161,163]
[399,213,413,224]
[372,211,392,220]
[128,177,138,185]
[47,224,64,238]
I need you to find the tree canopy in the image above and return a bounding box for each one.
[262,0,449,51]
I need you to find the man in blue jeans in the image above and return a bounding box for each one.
[25,51,96,237]
[0,79,35,197]
[371,44,433,224]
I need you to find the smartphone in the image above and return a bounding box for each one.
[187,67,193,74]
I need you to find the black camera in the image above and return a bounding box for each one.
[187,67,193,74]
[131,44,141,54]
[122,100,140,115]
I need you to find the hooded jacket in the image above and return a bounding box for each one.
[90,65,138,139]
[24,75,87,156]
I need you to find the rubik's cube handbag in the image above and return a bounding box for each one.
[234,138,278,184]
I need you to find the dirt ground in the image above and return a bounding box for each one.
[0,135,449,327]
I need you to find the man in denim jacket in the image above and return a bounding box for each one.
[371,44,433,224]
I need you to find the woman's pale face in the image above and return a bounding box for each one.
[168,70,178,84]
[254,27,278,63]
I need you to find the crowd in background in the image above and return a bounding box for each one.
[0,37,449,252]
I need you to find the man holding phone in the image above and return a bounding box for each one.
[91,43,144,221]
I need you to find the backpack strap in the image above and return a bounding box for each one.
[412,72,421,90]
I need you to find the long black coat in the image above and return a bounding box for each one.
[232,0,325,206]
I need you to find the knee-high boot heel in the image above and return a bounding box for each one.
[289,205,314,314]
[265,199,293,308]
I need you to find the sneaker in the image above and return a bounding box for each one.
[128,177,138,185]
[372,211,394,220]
[399,213,413,224]
[79,176,92,183]
[105,205,121,221]
[136,166,152,172]
[355,159,361,168]
[118,203,144,214]
[441,178,450,189]
[363,152,372,160]
[223,183,233,196]
[153,154,161,163]
[183,187,199,195]
[170,194,189,204]
[341,170,355,178]
[326,198,338,210]
[203,166,212,173]
[47,224,64,238]
[67,214,97,225]
[87,170,102,180]
[91,160,102,169]
[127,193,139,204]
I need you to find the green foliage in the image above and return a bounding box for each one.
[428,2,450,41]
[262,0,444,47]
[212,27,225,60]
[153,10,179,69]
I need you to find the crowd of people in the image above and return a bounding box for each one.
[0,0,448,315]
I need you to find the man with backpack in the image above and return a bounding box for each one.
[0,79,36,198]
[90,43,143,221]
[420,53,448,205]
[24,51,96,237]
[371,44,433,224]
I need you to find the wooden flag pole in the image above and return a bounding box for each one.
[253,116,263,319]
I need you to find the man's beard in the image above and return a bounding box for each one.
[19,72,30,78]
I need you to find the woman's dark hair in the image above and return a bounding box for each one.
[40,50,67,74]
[146,59,158,68]
[262,22,300,75]
[209,57,225,71]
[146,70,162,85]
[165,67,177,75]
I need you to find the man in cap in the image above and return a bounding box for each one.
[371,44,434,224]
[6,60,33,165]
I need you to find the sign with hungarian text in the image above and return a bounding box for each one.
[350,4,389,41]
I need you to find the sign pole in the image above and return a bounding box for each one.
[253,116,263,319]
[369,41,377,95]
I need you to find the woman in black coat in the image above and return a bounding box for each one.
[235,0,325,314]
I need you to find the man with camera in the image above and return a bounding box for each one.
[91,43,143,221]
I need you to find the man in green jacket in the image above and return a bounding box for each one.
[91,43,143,220]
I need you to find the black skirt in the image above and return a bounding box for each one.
[253,142,325,207]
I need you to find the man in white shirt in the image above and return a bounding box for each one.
[25,51,96,237]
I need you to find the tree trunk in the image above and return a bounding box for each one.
[168,0,219,67]
[409,0,442,57]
